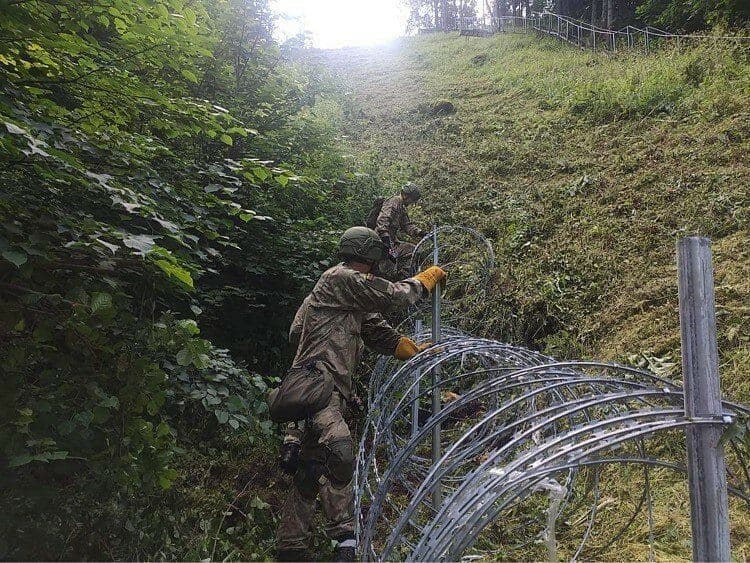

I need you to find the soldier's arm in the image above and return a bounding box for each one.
[345,271,425,313]
[401,206,425,239]
[288,296,310,346]
[375,197,399,244]
[360,313,402,355]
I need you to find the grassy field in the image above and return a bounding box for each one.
[310,32,750,560]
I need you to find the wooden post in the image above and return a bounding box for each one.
[677,237,731,563]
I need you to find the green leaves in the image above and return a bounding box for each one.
[9,450,69,467]
[181,69,198,83]
[176,338,211,369]
[2,249,27,267]
[176,318,200,335]
[90,292,113,314]
[155,259,194,290]
[123,234,158,257]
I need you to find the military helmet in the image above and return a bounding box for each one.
[338,226,387,264]
[401,182,421,201]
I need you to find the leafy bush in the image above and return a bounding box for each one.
[0,0,369,558]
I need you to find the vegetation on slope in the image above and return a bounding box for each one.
[316,32,749,559]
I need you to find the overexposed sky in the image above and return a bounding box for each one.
[273,0,409,49]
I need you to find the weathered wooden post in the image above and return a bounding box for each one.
[677,237,731,563]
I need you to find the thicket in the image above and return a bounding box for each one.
[0,1,369,559]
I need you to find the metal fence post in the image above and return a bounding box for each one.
[431,226,442,509]
[677,237,731,563]
[412,320,422,438]
[645,28,650,53]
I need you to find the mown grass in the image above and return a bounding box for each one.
[317,32,750,560]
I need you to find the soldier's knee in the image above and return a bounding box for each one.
[325,438,354,486]
[294,460,324,499]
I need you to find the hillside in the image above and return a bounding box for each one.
[315,33,749,401]
[308,32,750,560]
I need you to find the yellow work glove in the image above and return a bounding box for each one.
[394,337,432,361]
[414,265,447,293]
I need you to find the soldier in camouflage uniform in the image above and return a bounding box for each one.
[375,182,428,280]
[274,226,446,562]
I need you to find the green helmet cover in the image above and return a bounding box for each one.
[401,182,421,201]
[338,226,387,263]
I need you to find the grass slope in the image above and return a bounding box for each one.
[312,33,749,559]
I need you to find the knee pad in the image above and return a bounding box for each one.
[325,438,354,486]
[294,460,324,499]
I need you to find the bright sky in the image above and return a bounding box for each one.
[272,0,409,49]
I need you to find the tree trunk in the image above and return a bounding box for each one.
[524,0,530,17]
[607,0,615,28]
[600,0,607,27]
[591,0,597,27]
[433,0,439,28]
[441,0,449,29]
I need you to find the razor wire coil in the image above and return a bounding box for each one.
[355,226,750,562]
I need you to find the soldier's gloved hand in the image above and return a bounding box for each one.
[395,337,432,360]
[414,265,447,293]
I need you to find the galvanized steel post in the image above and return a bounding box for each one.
[431,225,442,508]
[412,319,422,438]
[677,237,730,563]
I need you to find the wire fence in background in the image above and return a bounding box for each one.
[453,12,750,53]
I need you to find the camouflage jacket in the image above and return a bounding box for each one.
[289,263,424,399]
[375,195,423,245]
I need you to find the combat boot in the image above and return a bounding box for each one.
[334,534,357,562]
[276,547,307,561]
[334,546,356,561]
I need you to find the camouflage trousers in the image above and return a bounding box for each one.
[276,391,355,551]
[376,241,416,281]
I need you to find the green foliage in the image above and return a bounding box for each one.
[636,0,750,31]
[0,0,371,559]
